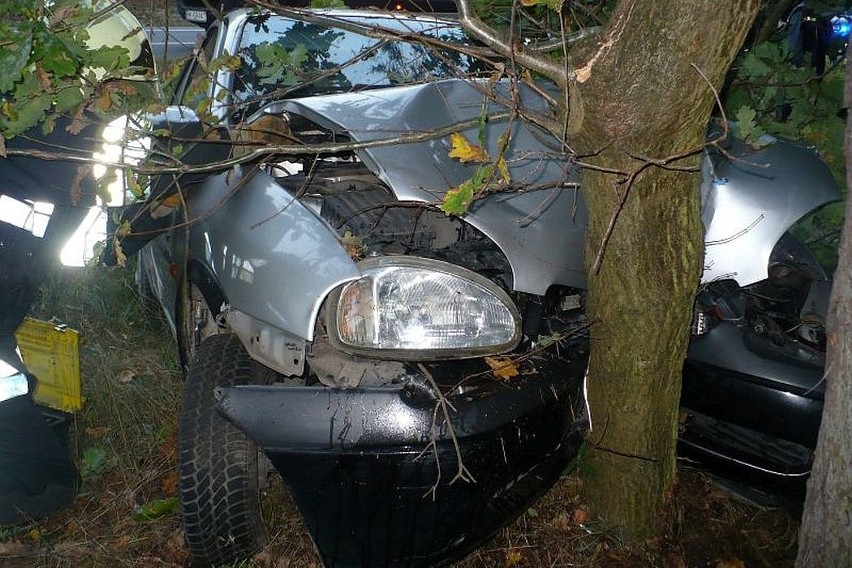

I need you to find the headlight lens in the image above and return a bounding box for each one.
[327,257,521,359]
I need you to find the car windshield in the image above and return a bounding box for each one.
[232,13,491,104]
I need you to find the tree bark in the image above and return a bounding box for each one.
[795,39,852,567]
[567,0,760,539]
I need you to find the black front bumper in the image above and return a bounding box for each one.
[679,324,824,503]
[216,356,586,567]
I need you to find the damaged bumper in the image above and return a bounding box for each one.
[216,356,586,567]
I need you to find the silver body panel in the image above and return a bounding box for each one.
[701,138,839,286]
[143,8,841,372]
[188,169,360,341]
[272,79,587,294]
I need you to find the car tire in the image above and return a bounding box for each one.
[178,333,266,566]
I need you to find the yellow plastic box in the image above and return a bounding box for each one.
[14,317,84,413]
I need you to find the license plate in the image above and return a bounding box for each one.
[184,9,207,23]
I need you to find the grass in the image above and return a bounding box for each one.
[0,264,800,567]
[6,263,185,567]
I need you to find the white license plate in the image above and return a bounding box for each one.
[184,9,207,23]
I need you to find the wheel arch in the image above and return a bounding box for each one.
[186,257,226,318]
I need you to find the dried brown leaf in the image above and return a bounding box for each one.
[484,356,519,380]
[572,505,589,525]
[85,426,111,438]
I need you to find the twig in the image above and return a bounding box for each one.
[417,363,476,490]
[586,418,659,463]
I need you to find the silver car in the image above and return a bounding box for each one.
[117,7,839,567]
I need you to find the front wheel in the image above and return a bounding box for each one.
[178,333,266,566]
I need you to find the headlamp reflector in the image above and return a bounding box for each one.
[327,257,520,359]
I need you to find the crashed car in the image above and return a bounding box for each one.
[118,6,839,567]
[125,8,589,567]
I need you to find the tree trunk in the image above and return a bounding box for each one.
[567,0,760,539]
[795,40,852,567]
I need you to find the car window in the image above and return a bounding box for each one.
[231,15,490,108]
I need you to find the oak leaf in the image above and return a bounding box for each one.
[572,505,589,525]
[485,356,519,380]
[448,132,489,163]
[441,180,474,216]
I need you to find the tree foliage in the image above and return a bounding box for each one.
[0,0,155,145]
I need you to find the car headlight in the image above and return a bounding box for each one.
[326,257,521,360]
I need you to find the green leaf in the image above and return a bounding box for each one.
[310,0,346,8]
[741,52,772,78]
[55,86,85,113]
[88,45,130,76]
[135,497,180,521]
[3,93,51,138]
[255,42,307,86]
[82,446,109,478]
[0,31,32,92]
[752,41,782,62]
[732,105,765,144]
[441,181,475,216]
[758,85,778,110]
[40,40,78,77]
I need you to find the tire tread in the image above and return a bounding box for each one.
[178,333,265,566]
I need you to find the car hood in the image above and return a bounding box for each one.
[263,79,840,292]
[273,78,588,294]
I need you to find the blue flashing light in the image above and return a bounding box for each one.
[831,14,852,39]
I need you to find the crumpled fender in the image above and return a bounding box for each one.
[186,167,359,342]
[701,138,840,286]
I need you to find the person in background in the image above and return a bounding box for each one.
[0,0,157,526]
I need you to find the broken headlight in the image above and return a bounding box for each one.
[326,257,521,360]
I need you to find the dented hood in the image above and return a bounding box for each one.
[275,79,587,295]
[270,79,840,293]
